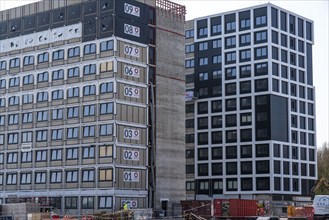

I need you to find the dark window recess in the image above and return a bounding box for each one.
[280,11,287,31]
[298,18,304,38]
[211,16,222,36]
[254,7,267,28]
[241,145,252,158]
[271,7,278,28]
[225,13,236,33]
[257,177,270,190]
[239,10,250,31]
[306,21,312,41]
[289,15,295,34]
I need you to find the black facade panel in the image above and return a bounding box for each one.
[53,7,66,28]
[23,15,36,33]
[114,16,149,44]
[97,14,114,40]
[270,95,288,142]
[115,0,150,25]
[37,12,50,31]
[83,15,97,42]
[84,0,97,15]
[306,43,313,85]
[0,21,8,36]
[9,18,21,38]
[67,4,81,25]
[100,0,114,12]
[271,7,278,28]
[255,95,271,141]
[239,10,250,20]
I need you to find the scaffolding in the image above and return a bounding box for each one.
[156,0,186,15]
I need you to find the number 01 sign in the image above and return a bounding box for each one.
[123,171,139,182]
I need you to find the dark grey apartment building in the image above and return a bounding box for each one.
[0,0,186,215]
[185,3,317,203]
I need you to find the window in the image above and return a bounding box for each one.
[255,15,266,26]
[83,146,95,159]
[36,150,47,161]
[67,106,79,118]
[82,170,94,182]
[198,163,208,176]
[0,79,5,89]
[255,31,267,43]
[225,67,236,80]
[0,60,6,70]
[37,92,48,103]
[227,178,237,191]
[51,171,62,183]
[241,113,252,126]
[83,85,96,96]
[67,127,79,139]
[255,62,268,76]
[212,116,222,128]
[23,55,34,66]
[83,126,95,137]
[213,70,222,79]
[212,39,222,48]
[8,133,18,144]
[36,130,47,141]
[0,116,4,125]
[212,55,222,64]
[52,69,64,80]
[225,83,236,96]
[240,81,251,94]
[100,124,113,136]
[185,29,194,39]
[199,57,208,66]
[198,132,208,145]
[211,100,221,113]
[52,89,64,100]
[226,21,236,32]
[185,44,194,53]
[212,147,222,160]
[240,65,251,78]
[66,148,78,160]
[272,30,278,44]
[225,52,236,64]
[99,145,113,158]
[226,130,237,142]
[185,59,194,68]
[100,82,113,93]
[22,131,32,143]
[255,46,267,59]
[83,105,95,116]
[255,79,268,92]
[67,87,79,98]
[35,172,46,184]
[10,58,20,68]
[240,19,250,29]
[99,168,113,181]
[68,46,80,58]
[83,64,96,75]
[82,197,94,209]
[9,77,19,87]
[23,74,34,85]
[225,98,236,111]
[198,72,208,81]
[198,42,208,51]
[51,129,63,140]
[37,71,49,82]
[65,197,78,209]
[8,114,19,125]
[38,52,49,63]
[51,148,62,161]
[240,49,251,61]
[53,49,64,60]
[68,67,80,78]
[240,34,251,46]
[37,110,48,122]
[99,197,112,209]
[7,173,17,185]
[225,36,236,48]
[21,173,32,184]
[211,22,221,35]
[198,27,207,37]
[84,43,96,55]
[226,114,236,127]
[100,40,114,51]
[7,152,18,163]
[100,103,113,115]
[66,170,78,182]
[241,145,252,158]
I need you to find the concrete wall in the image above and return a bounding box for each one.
[154,5,186,214]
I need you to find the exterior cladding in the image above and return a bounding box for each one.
[0,0,150,44]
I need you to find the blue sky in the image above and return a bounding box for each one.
[1,0,328,147]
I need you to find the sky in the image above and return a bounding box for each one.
[0,0,328,147]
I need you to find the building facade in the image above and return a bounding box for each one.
[185,3,317,202]
[0,0,186,215]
